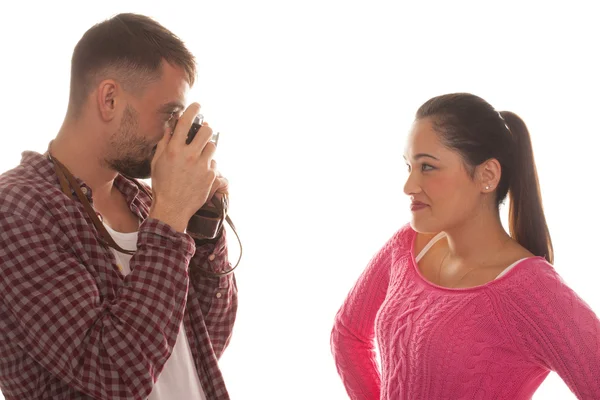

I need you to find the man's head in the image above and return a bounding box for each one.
[68,13,197,179]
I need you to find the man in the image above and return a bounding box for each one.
[0,13,237,400]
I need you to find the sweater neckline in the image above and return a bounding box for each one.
[408,229,543,292]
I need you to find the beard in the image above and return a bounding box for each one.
[105,104,157,179]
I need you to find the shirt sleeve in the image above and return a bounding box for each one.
[0,212,195,400]
[503,262,600,399]
[188,228,238,358]
[330,228,405,400]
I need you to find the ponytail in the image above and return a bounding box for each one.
[416,94,554,263]
[500,111,554,263]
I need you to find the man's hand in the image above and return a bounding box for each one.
[148,102,218,232]
[206,169,229,207]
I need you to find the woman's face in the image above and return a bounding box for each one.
[403,118,487,234]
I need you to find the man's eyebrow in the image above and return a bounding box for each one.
[158,101,185,112]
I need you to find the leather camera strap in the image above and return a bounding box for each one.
[47,152,242,277]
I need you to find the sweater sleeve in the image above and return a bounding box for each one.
[330,227,407,400]
[503,261,600,399]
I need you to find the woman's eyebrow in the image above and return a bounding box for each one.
[404,153,440,161]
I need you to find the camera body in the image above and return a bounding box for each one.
[186,115,219,146]
[184,114,225,240]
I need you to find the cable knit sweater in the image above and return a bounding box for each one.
[331,224,600,399]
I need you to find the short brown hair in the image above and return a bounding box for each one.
[68,13,196,117]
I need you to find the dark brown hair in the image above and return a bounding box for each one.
[416,93,553,263]
[68,13,196,117]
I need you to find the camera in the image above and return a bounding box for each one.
[186,114,220,146]
[183,113,225,242]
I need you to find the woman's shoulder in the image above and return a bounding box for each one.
[391,224,444,256]
[388,223,418,248]
[495,258,600,370]
[495,257,587,308]
[504,257,558,282]
[378,223,424,262]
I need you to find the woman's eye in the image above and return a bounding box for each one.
[421,164,434,172]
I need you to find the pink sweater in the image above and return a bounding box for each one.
[331,225,600,399]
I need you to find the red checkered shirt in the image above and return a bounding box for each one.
[0,151,238,400]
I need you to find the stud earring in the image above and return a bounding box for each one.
[485,185,490,190]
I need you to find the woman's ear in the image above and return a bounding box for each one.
[476,158,502,193]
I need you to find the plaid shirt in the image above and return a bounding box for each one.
[0,151,237,400]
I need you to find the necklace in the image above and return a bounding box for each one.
[436,237,512,288]
[436,252,480,288]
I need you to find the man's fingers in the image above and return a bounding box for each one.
[205,176,228,205]
[170,102,201,147]
[200,142,217,165]
[215,176,229,193]
[189,122,214,154]
[152,130,171,167]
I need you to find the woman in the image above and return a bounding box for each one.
[330,93,600,399]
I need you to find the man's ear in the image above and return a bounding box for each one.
[96,79,120,122]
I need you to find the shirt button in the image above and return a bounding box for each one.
[216,292,222,299]
[208,254,216,261]
[81,187,88,195]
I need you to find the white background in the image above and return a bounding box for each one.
[1,1,599,399]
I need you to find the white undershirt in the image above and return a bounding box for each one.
[415,231,526,279]
[104,223,206,400]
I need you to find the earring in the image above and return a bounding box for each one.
[485,185,490,190]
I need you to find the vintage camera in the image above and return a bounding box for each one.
[184,114,227,241]
[186,114,220,146]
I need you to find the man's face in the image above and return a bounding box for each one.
[105,60,190,179]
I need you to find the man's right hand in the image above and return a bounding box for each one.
[148,102,217,232]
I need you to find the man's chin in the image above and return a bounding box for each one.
[113,160,152,180]
[121,167,151,180]
[123,171,151,180]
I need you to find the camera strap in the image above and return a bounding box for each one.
[47,151,242,277]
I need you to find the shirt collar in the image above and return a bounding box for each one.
[20,150,144,209]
